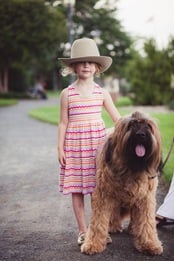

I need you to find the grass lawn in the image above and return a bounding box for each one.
[29,99,174,183]
[0,98,18,107]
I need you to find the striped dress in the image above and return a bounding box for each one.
[59,84,106,195]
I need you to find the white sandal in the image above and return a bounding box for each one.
[77,232,86,245]
[107,233,112,244]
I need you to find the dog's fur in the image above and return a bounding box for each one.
[81,111,163,255]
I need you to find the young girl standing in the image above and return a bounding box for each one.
[58,38,120,245]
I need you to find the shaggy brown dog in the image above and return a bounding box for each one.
[81,111,163,255]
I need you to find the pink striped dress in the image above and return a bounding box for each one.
[59,84,106,195]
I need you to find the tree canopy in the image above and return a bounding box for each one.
[125,38,174,105]
[0,0,67,92]
[2,0,173,106]
[68,0,132,76]
[0,0,132,92]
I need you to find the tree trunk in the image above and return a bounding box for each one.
[4,66,8,93]
[0,67,9,93]
[0,72,3,93]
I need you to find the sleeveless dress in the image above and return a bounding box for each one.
[59,84,106,195]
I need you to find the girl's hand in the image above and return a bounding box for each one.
[58,149,66,166]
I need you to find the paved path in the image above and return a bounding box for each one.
[0,98,173,261]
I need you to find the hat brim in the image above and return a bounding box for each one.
[59,56,112,73]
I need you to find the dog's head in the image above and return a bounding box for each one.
[105,111,162,174]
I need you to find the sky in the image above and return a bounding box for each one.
[117,0,174,50]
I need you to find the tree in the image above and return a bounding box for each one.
[0,0,133,93]
[125,38,174,105]
[0,0,67,93]
[57,0,132,78]
[167,37,174,75]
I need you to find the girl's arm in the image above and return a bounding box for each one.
[57,88,68,166]
[103,88,121,123]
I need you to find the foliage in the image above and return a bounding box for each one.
[0,0,133,93]
[0,91,32,99]
[168,100,174,110]
[0,0,67,92]
[68,0,132,77]
[125,38,174,105]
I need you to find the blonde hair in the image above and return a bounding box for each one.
[61,63,101,77]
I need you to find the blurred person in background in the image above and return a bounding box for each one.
[33,78,47,99]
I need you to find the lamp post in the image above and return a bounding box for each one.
[63,0,76,83]
[63,0,75,46]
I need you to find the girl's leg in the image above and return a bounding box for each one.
[72,193,87,233]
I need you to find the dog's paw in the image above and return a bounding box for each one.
[81,242,105,255]
[135,241,163,255]
[149,244,163,255]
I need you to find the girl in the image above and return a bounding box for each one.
[57,38,120,245]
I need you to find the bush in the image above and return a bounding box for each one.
[0,92,32,99]
[125,39,174,105]
[168,100,174,110]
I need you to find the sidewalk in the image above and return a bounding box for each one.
[0,98,173,261]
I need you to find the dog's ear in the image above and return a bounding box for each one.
[105,137,113,164]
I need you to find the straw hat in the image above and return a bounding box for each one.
[59,38,112,73]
